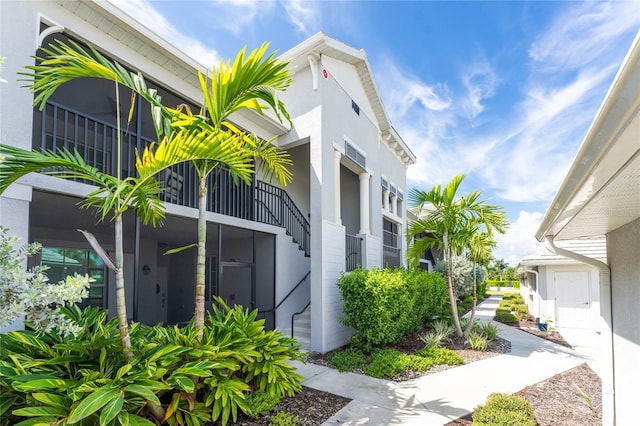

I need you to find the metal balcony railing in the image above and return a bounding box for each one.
[345,234,362,272]
[34,101,310,256]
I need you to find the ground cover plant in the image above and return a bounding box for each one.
[472,392,536,426]
[0,300,304,426]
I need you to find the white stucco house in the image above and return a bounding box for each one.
[535,31,639,426]
[517,239,605,332]
[0,1,415,354]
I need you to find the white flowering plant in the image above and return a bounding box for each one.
[0,226,91,335]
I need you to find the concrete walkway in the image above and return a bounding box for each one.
[290,296,599,425]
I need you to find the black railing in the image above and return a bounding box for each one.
[345,234,362,272]
[34,102,310,256]
[255,180,310,256]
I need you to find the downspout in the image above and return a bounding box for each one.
[544,235,615,426]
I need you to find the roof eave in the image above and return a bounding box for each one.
[535,31,640,242]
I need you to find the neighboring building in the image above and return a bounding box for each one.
[0,2,415,353]
[535,32,640,426]
[517,239,605,332]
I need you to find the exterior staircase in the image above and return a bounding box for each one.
[292,306,311,352]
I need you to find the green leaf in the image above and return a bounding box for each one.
[99,393,123,425]
[67,387,118,423]
[164,243,196,255]
[0,396,17,416]
[148,345,189,362]
[124,384,160,405]
[169,375,194,393]
[13,379,69,391]
[31,392,71,409]
[12,417,58,426]
[115,364,132,380]
[12,406,67,417]
[125,414,156,426]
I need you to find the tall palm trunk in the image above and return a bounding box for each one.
[194,175,208,341]
[444,233,463,337]
[464,262,478,338]
[114,213,132,360]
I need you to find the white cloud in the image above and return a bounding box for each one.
[494,211,547,265]
[210,0,275,37]
[107,0,218,66]
[281,0,322,35]
[461,59,497,122]
[529,1,640,72]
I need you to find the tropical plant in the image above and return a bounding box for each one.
[0,300,304,426]
[146,43,294,341]
[0,227,90,335]
[407,173,508,337]
[464,231,494,336]
[468,331,488,351]
[477,322,500,341]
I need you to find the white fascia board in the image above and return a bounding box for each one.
[536,31,640,241]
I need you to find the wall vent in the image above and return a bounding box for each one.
[345,141,366,169]
[351,100,360,115]
[381,177,389,189]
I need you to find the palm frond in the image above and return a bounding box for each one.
[23,39,173,140]
[199,42,293,128]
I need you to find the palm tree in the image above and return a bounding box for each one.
[21,39,294,341]
[407,174,508,337]
[464,230,495,336]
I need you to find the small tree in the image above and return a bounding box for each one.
[407,174,508,337]
[0,227,90,335]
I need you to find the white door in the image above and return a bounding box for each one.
[555,271,591,329]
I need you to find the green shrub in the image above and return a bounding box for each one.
[326,348,367,372]
[478,281,488,299]
[415,346,464,365]
[363,349,433,379]
[338,268,448,348]
[495,311,518,324]
[498,299,513,308]
[246,391,282,419]
[472,393,536,426]
[468,332,488,351]
[502,294,524,304]
[477,322,500,341]
[513,304,528,314]
[270,411,301,426]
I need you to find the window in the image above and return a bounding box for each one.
[383,218,401,268]
[41,247,106,308]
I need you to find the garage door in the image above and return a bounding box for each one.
[555,271,590,329]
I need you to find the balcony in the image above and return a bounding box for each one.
[33,101,310,256]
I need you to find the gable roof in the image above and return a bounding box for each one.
[535,31,640,242]
[280,32,416,166]
[519,239,607,268]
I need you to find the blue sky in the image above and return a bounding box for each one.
[110,0,640,265]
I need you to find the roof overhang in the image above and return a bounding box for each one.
[281,32,416,165]
[536,31,640,242]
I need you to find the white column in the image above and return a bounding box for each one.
[383,188,390,211]
[391,194,398,216]
[334,150,342,225]
[359,172,370,234]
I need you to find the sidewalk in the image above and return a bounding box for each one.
[290,296,597,425]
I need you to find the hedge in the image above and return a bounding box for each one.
[485,280,521,289]
[337,268,448,349]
